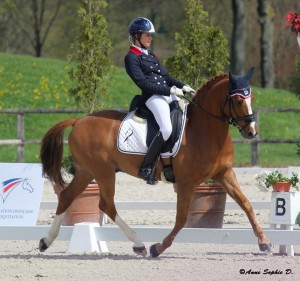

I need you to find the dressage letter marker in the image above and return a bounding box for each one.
[275,198,286,216]
[269,192,300,224]
[269,191,300,256]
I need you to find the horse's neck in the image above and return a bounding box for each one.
[190,79,228,122]
[184,80,231,166]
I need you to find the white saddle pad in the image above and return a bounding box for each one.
[117,104,187,158]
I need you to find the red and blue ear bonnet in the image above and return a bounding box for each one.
[228,67,254,98]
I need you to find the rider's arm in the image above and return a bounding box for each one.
[125,53,172,96]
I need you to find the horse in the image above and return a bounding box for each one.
[39,68,272,257]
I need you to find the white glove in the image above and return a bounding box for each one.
[182,85,196,96]
[170,86,184,97]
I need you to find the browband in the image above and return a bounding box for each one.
[229,87,251,98]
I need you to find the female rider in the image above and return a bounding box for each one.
[124,17,195,185]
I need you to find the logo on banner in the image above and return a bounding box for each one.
[1,178,34,203]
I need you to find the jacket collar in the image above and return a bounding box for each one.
[129,45,149,55]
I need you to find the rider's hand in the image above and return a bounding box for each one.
[182,85,196,96]
[170,86,184,97]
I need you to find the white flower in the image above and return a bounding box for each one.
[255,170,272,192]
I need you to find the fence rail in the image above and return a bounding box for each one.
[1,199,298,255]
[1,108,299,165]
[39,200,270,211]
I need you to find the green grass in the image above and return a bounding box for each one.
[0,52,300,166]
[229,87,300,166]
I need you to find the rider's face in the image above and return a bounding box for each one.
[136,33,153,49]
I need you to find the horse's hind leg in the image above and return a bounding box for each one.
[96,172,147,256]
[39,171,92,252]
[216,169,272,253]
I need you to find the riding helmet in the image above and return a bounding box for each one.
[128,17,156,35]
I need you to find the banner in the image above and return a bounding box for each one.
[0,163,44,226]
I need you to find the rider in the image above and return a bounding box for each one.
[124,17,195,185]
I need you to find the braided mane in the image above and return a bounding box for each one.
[195,74,228,96]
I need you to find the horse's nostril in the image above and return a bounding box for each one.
[246,131,254,139]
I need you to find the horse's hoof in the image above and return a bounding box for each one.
[150,243,161,258]
[259,243,272,253]
[39,238,48,252]
[133,246,147,256]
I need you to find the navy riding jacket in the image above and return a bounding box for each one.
[124,46,184,105]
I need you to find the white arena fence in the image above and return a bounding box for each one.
[0,199,299,256]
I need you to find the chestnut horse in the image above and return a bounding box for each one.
[39,68,272,257]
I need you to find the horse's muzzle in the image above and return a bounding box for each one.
[240,123,258,139]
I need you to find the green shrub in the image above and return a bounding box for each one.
[164,0,229,89]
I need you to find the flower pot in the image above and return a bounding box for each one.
[297,32,300,48]
[185,183,227,228]
[62,183,101,226]
[272,181,291,192]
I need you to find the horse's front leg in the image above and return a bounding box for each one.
[150,183,194,257]
[217,169,272,253]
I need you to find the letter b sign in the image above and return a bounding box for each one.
[275,198,286,216]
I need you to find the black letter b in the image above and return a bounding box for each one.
[276,198,286,216]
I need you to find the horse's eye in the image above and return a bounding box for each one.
[236,100,243,107]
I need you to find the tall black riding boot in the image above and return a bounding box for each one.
[138,131,165,185]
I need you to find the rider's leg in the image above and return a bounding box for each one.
[138,131,164,184]
[146,95,172,141]
[138,95,172,185]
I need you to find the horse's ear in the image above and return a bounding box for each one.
[244,67,255,81]
[228,71,235,84]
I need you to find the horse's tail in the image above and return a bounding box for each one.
[40,118,77,186]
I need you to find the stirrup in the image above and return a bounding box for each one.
[138,166,157,185]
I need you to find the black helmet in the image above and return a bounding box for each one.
[128,17,155,35]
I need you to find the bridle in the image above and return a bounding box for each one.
[226,87,256,131]
[183,87,256,132]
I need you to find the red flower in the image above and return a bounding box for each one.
[285,11,300,33]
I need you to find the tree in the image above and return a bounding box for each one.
[164,0,229,89]
[230,0,245,75]
[68,0,114,113]
[0,0,17,51]
[3,0,63,57]
[31,0,62,57]
[257,0,274,88]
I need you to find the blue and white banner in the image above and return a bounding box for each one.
[0,163,44,226]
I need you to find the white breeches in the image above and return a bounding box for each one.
[145,94,179,141]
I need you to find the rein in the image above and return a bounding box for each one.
[182,91,255,130]
[182,95,228,124]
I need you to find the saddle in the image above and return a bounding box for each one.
[129,95,183,153]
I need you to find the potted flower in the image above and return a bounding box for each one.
[285,11,300,47]
[255,169,300,192]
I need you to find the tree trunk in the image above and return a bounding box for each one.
[257,0,274,88]
[230,0,245,75]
